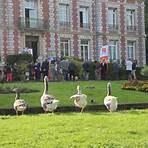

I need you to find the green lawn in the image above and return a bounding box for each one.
[0,110,148,147]
[0,81,147,108]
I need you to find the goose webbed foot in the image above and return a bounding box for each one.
[15,110,18,116]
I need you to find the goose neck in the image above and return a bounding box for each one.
[44,78,48,94]
[15,92,20,100]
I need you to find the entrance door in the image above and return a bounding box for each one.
[25,36,38,62]
[32,41,38,62]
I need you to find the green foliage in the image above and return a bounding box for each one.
[0,110,148,147]
[106,63,114,80]
[6,54,33,80]
[88,62,96,80]
[64,56,83,78]
[7,54,33,65]
[141,66,148,77]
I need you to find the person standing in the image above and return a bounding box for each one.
[68,61,76,80]
[60,59,69,80]
[132,59,137,80]
[41,59,49,79]
[34,60,41,81]
[100,59,107,80]
[82,61,90,80]
[6,64,13,82]
[125,59,132,81]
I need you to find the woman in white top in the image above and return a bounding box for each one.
[125,59,132,81]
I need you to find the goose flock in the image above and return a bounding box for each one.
[12,77,118,115]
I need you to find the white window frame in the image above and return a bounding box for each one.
[127,41,136,59]
[108,8,117,26]
[80,40,89,61]
[126,9,135,27]
[60,38,70,57]
[25,0,38,28]
[109,40,118,61]
[59,4,70,26]
[79,6,89,29]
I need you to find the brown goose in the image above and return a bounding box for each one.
[13,88,27,115]
[70,86,87,112]
[104,82,118,112]
[41,76,59,113]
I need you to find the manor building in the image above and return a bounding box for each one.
[0,0,145,67]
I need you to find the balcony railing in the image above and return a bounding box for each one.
[59,21,70,27]
[108,24,118,31]
[80,23,90,30]
[127,25,136,31]
[19,17,49,31]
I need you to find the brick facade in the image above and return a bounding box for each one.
[0,0,146,66]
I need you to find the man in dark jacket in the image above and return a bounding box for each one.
[41,59,49,79]
[68,61,76,80]
[100,59,107,80]
[82,61,90,80]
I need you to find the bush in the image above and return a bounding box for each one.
[141,66,148,78]
[6,54,33,80]
[64,56,83,79]
[106,63,126,80]
[7,54,33,65]
[89,62,96,80]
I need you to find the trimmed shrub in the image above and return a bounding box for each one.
[141,66,148,78]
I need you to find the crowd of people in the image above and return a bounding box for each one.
[0,58,138,82]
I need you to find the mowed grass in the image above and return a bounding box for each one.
[0,110,148,148]
[0,80,148,108]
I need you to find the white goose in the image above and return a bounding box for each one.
[104,82,118,112]
[70,86,87,112]
[13,88,27,115]
[41,76,59,113]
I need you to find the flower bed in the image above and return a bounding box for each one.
[122,81,148,92]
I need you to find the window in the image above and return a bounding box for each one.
[127,41,135,59]
[25,0,38,28]
[79,7,89,29]
[81,40,89,61]
[126,9,135,30]
[109,40,118,61]
[59,4,70,26]
[108,8,118,29]
[60,39,70,58]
